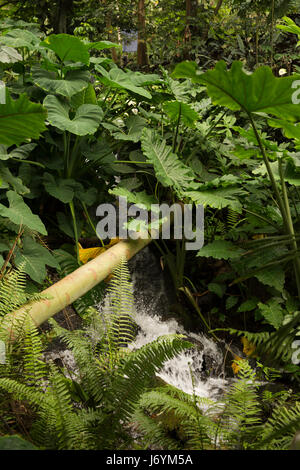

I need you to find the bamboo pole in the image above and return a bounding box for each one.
[3,236,151,336]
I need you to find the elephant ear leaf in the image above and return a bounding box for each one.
[0,191,47,235]
[14,237,59,283]
[0,91,47,146]
[40,34,90,65]
[163,100,199,127]
[44,95,103,135]
[173,60,300,121]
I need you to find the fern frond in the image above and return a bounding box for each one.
[133,408,182,450]
[220,360,262,449]
[0,377,44,406]
[0,265,27,318]
[259,401,300,450]
[112,335,192,422]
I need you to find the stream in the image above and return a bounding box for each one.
[125,247,229,400]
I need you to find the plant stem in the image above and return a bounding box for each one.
[82,201,105,248]
[69,201,80,264]
[172,102,182,153]
[249,115,288,230]
[278,158,300,298]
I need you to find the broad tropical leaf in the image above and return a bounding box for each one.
[0,436,38,450]
[44,95,103,135]
[197,240,246,260]
[0,29,39,51]
[109,187,157,210]
[0,92,46,146]
[70,83,97,109]
[96,66,152,99]
[14,237,59,283]
[163,100,199,127]
[109,115,147,142]
[186,186,244,211]
[0,163,30,194]
[40,34,90,65]
[87,40,121,51]
[277,16,300,47]
[0,46,22,63]
[141,128,196,189]
[0,190,47,234]
[33,68,90,98]
[43,173,76,203]
[173,60,300,121]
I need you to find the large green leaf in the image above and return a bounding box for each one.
[70,83,97,109]
[0,143,36,161]
[109,187,157,210]
[0,435,38,450]
[40,34,90,65]
[87,40,121,51]
[109,115,147,142]
[0,92,46,146]
[96,66,152,99]
[33,68,90,98]
[258,299,284,329]
[141,128,196,190]
[15,237,59,283]
[124,70,162,87]
[163,100,199,127]
[0,190,47,234]
[185,186,244,211]
[0,29,39,51]
[0,163,30,194]
[197,240,245,260]
[43,95,103,135]
[173,60,300,121]
[0,46,22,63]
[43,173,76,203]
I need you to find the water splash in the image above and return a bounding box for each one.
[97,247,229,400]
[129,309,228,399]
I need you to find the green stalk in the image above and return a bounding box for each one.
[69,201,80,264]
[179,286,218,338]
[67,135,80,178]
[81,201,105,248]
[172,102,182,153]
[249,115,288,230]
[278,159,300,297]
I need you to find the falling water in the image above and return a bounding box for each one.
[100,246,229,400]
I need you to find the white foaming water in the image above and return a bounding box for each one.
[128,309,228,400]
[95,247,229,400]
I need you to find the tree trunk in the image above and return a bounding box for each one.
[214,0,223,16]
[137,0,149,68]
[53,0,73,34]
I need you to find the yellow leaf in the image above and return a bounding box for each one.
[78,238,121,264]
[78,245,103,264]
[241,336,256,357]
[231,354,243,375]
